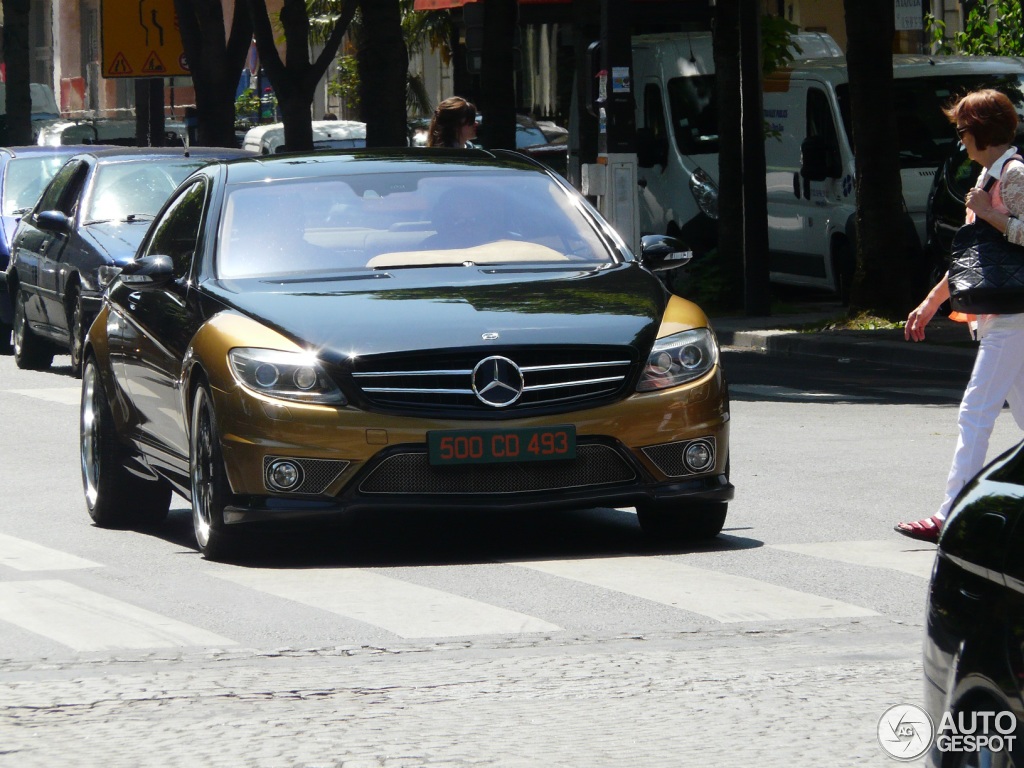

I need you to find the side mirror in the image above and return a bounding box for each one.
[800,135,841,181]
[119,254,174,285]
[639,235,693,272]
[636,127,668,169]
[35,210,72,235]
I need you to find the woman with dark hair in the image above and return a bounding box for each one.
[427,96,478,148]
[896,88,1024,541]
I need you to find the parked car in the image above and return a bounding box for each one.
[36,118,190,148]
[924,440,1024,767]
[79,148,732,560]
[0,83,61,145]
[7,146,251,374]
[241,120,367,155]
[0,144,113,353]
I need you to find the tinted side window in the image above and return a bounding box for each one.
[142,180,206,278]
[667,75,718,155]
[34,160,81,214]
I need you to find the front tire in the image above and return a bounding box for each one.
[13,290,53,370]
[190,384,239,561]
[637,500,728,541]
[81,358,171,528]
[68,291,86,378]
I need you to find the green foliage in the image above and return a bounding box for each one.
[761,15,801,75]
[927,1,1024,56]
[327,55,361,111]
[664,250,739,312]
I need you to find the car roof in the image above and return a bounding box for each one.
[65,146,253,164]
[218,148,544,184]
[0,144,117,159]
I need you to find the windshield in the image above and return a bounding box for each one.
[85,160,204,222]
[667,75,719,155]
[216,170,612,279]
[836,73,1024,169]
[2,155,71,215]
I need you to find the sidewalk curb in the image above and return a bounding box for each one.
[718,328,977,374]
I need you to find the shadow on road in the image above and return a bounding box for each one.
[145,503,764,568]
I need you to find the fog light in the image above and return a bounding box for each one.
[683,440,714,472]
[267,459,303,491]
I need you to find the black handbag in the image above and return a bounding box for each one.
[948,176,1024,314]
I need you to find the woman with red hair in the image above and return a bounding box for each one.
[897,88,1024,541]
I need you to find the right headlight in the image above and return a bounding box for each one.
[228,347,346,405]
[636,328,718,392]
[688,168,719,220]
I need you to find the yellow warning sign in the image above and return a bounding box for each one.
[110,52,133,76]
[141,51,166,74]
[101,0,188,78]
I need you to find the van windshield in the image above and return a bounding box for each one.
[667,75,719,155]
[835,73,1024,169]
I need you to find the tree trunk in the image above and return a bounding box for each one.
[713,0,745,311]
[174,0,252,148]
[357,0,408,148]
[248,0,356,153]
[480,0,517,150]
[844,0,916,317]
[2,0,32,146]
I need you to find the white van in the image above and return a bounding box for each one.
[633,33,1024,295]
[242,119,366,155]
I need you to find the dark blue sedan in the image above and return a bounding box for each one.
[6,146,250,374]
[0,144,113,353]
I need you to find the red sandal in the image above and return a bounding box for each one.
[894,515,943,542]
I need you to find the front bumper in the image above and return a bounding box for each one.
[212,367,732,526]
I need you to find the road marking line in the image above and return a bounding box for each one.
[8,387,80,406]
[513,556,877,623]
[209,568,561,639]
[771,539,936,579]
[0,580,236,651]
[0,533,102,571]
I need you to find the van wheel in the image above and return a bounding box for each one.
[832,243,855,305]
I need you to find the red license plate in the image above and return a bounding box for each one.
[427,425,577,465]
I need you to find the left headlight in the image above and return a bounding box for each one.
[228,348,347,405]
[636,328,718,392]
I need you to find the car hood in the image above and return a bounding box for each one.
[205,262,668,361]
[80,221,151,265]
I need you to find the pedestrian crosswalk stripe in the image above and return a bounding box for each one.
[0,580,236,651]
[0,533,102,571]
[770,540,936,580]
[8,387,80,406]
[513,556,877,623]
[208,567,561,639]
[729,384,876,401]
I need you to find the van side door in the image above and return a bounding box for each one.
[765,82,851,290]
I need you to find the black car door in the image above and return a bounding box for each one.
[12,159,85,335]
[120,178,209,462]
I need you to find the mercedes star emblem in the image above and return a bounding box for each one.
[472,355,524,407]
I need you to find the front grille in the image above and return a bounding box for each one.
[263,456,350,495]
[348,347,636,414]
[358,444,636,495]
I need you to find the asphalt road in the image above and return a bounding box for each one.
[0,347,1020,766]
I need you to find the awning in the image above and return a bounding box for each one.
[413,0,570,9]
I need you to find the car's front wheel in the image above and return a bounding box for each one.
[190,384,239,561]
[13,290,53,370]
[636,500,728,541]
[68,291,86,378]
[81,357,171,528]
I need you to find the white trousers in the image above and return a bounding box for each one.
[937,325,1024,520]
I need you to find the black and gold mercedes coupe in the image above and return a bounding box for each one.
[80,150,732,560]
